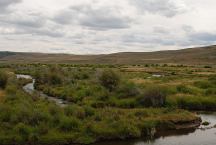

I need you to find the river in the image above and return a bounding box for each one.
[16,74,216,145]
[16,74,68,107]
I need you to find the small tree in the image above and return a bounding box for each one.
[99,69,120,91]
[0,71,8,89]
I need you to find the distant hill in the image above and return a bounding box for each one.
[0,45,216,65]
[0,51,16,59]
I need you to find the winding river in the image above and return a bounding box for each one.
[16,74,216,145]
[16,74,68,107]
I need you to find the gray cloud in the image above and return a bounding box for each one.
[0,0,22,13]
[1,12,46,28]
[122,33,175,46]
[172,26,216,46]
[0,0,216,54]
[153,26,170,34]
[0,10,64,38]
[189,32,216,44]
[53,4,131,30]
[32,28,65,38]
[53,10,74,25]
[131,0,187,17]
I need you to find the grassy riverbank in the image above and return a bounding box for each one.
[0,63,215,144]
[0,89,199,145]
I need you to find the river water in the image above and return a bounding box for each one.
[16,74,216,145]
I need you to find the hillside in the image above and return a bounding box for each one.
[0,45,216,65]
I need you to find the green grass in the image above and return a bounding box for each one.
[0,63,215,144]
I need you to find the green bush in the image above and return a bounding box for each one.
[49,73,63,85]
[0,71,8,89]
[205,88,216,95]
[117,82,140,98]
[64,105,86,119]
[137,86,167,107]
[176,85,194,94]
[99,69,120,91]
[14,123,32,141]
[194,81,212,89]
[114,120,141,139]
[202,121,210,126]
[174,96,216,110]
[59,117,81,132]
[84,106,95,117]
[209,75,216,85]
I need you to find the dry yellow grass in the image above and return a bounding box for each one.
[121,67,160,73]
[130,78,155,84]
[194,72,216,75]
[130,78,196,86]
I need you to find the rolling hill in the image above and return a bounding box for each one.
[0,45,216,65]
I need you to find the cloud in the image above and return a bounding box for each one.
[153,26,170,34]
[0,0,22,13]
[0,9,65,38]
[189,32,216,44]
[53,3,132,30]
[0,0,216,54]
[131,0,187,17]
[0,27,16,34]
[122,32,175,46]
[31,28,65,38]
[1,12,46,28]
[175,26,216,46]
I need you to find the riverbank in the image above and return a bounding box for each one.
[13,74,202,145]
[93,113,216,145]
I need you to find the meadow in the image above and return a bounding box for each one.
[0,63,215,145]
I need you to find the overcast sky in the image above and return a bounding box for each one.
[0,0,216,54]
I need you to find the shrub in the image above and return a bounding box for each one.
[137,86,167,107]
[116,99,137,108]
[0,71,8,89]
[49,73,63,85]
[202,121,210,126]
[84,106,95,117]
[209,75,216,85]
[14,123,31,141]
[37,123,49,135]
[64,105,86,119]
[59,117,81,132]
[194,81,212,89]
[114,120,141,138]
[99,69,120,91]
[205,88,216,95]
[117,82,140,98]
[176,85,193,94]
[204,66,212,68]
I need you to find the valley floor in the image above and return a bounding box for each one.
[0,63,215,144]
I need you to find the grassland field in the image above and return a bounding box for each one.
[0,63,215,145]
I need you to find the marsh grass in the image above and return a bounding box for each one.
[0,64,215,144]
